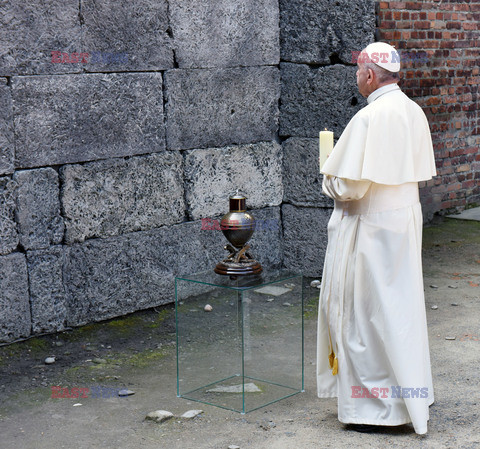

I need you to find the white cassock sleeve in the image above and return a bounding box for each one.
[322,175,372,202]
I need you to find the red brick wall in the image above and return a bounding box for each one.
[376,1,480,216]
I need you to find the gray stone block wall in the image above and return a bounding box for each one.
[27,246,67,334]
[280,63,366,138]
[61,153,184,243]
[184,142,283,220]
[165,67,280,150]
[280,0,375,64]
[0,177,18,255]
[282,138,333,207]
[81,0,173,72]
[0,79,14,175]
[0,0,379,342]
[170,0,280,68]
[0,0,82,76]
[0,253,30,341]
[14,168,64,250]
[282,204,331,277]
[13,73,165,168]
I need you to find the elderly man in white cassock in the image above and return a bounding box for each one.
[316,42,436,434]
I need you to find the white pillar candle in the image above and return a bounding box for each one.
[319,129,334,171]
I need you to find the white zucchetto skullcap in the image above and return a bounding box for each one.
[363,42,401,73]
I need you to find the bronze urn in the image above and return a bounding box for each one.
[214,191,262,276]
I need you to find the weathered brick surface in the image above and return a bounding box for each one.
[0,253,30,342]
[14,168,64,250]
[282,138,333,207]
[0,0,81,76]
[170,0,279,68]
[12,73,165,168]
[184,142,283,220]
[165,67,280,150]
[27,246,67,334]
[0,177,18,255]
[282,204,331,277]
[0,79,14,175]
[81,0,173,72]
[377,1,480,213]
[280,0,376,64]
[61,153,184,243]
[280,63,366,138]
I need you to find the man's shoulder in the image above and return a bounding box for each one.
[372,89,425,116]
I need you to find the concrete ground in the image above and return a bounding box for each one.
[0,217,479,449]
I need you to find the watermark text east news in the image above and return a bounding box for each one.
[51,51,128,64]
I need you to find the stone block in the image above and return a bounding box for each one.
[64,221,221,326]
[247,206,283,269]
[13,73,165,168]
[280,63,366,138]
[0,253,30,342]
[165,67,279,150]
[27,246,67,334]
[283,138,333,207]
[184,142,283,220]
[81,0,172,72]
[170,0,279,68]
[14,168,64,250]
[0,79,14,175]
[0,0,81,75]
[282,204,331,277]
[280,0,375,64]
[0,176,18,255]
[61,153,184,243]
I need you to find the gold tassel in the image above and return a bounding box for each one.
[328,349,335,369]
[332,356,338,376]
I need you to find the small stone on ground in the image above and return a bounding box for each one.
[254,286,292,296]
[145,410,174,423]
[181,410,203,419]
[118,389,135,397]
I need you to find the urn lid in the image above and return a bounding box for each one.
[229,190,246,212]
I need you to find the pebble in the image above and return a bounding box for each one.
[448,285,458,289]
[310,280,321,288]
[204,304,213,312]
[228,446,241,449]
[431,305,438,310]
[430,285,438,289]
[44,357,56,365]
[118,389,135,397]
[145,410,174,423]
[266,298,274,302]
[451,303,458,306]
[54,341,64,347]
[181,410,203,419]
[73,403,82,407]
[445,336,456,340]
[283,302,292,307]
[92,358,107,364]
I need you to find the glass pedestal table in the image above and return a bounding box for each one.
[175,270,304,414]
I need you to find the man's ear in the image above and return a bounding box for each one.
[367,68,375,85]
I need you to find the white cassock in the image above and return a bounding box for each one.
[316,83,437,435]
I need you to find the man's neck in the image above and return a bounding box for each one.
[367,83,399,104]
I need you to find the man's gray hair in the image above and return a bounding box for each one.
[364,62,400,83]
